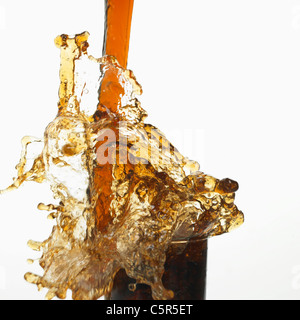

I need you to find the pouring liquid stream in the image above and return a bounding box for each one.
[0,0,244,300]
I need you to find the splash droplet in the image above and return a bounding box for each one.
[1,32,243,300]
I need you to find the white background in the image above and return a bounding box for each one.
[0,0,299,300]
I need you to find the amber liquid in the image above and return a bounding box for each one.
[94,0,135,234]
[102,0,134,68]
[106,240,207,300]
[101,0,208,301]
[4,0,243,301]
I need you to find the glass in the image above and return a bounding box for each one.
[0,0,243,300]
[106,239,207,300]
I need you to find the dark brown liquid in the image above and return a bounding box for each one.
[106,240,207,300]
[3,0,243,301]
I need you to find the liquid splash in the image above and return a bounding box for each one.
[1,32,244,300]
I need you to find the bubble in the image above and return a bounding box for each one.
[1,30,243,301]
